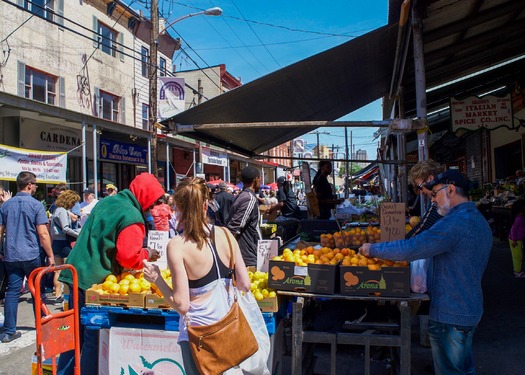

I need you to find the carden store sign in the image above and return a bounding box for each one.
[450,94,513,132]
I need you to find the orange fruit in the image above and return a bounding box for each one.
[110,283,121,294]
[358,258,369,267]
[105,274,117,283]
[129,283,142,294]
[119,284,129,295]
[102,280,114,291]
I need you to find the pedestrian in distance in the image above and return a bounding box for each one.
[0,172,55,344]
[142,177,251,375]
[106,183,118,196]
[359,169,492,375]
[406,160,445,239]
[508,199,525,278]
[226,166,262,267]
[215,181,234,226]
[267,176,302,220]
[312,161,343,219]
[50,190,81,304]
[57,173,163,375]
[79,187,98,227]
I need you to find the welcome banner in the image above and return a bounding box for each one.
[0,144,68,183]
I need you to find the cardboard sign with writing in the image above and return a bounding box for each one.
[257,239,279,272]
[147,230,170,269]
[380,203,406,242]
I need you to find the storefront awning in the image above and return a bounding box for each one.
[162,23,399,157]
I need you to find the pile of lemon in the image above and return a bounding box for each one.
[248,270,276,301]
[90,269,171,296]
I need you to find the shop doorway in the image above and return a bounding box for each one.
[494,140,522,180]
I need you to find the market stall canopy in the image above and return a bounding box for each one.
[352,163,379,182]
[162,23,399,157]
[389,0,525,119]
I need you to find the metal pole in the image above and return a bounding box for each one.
[412,3,428,162]
[166,141,170,190]
[92,124,98,198]
[149,0,159,177]
[345,127,350,198]
[82,122,87,191]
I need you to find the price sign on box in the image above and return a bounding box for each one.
[257,239,279,272]
[380,202,406,242]
[147,230,170,269]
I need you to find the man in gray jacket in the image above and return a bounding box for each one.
[360,169,492,375]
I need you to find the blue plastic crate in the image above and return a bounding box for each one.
[263,312,276,336]
[81,306,180,331]
[82,306,276,336]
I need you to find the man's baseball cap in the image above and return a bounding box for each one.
[277,176,286,184]
[425,169,469,191]
[83,188,95,195]
[106,184,117,191]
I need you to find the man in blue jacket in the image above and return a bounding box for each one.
[360,169,492,375]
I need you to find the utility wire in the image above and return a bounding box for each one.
[167,1,364,38]
[230,0,281,69]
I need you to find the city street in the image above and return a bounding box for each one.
[1,239,524,374]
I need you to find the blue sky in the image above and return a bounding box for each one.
[126,0,389,158]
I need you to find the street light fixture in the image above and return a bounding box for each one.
[149,6,223,178]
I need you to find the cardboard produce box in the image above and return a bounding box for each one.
[85,289,145,308]
[99,327,185,375]
[340,266,410,297]
[260,204,279,222]
[144,293,171,309]
[257,295,280,313]
[268,260,337,294]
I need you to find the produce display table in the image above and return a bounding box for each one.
[277,291,429,375]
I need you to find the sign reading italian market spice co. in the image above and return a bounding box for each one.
[450,94,513,132]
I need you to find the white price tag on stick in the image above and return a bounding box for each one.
[147,230,170,269]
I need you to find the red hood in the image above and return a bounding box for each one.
[129,173,165,211]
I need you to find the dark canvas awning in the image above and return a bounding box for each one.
[163,23,399,156]
[163,0,525,158]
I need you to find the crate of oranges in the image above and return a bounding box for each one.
[86,270,162,308]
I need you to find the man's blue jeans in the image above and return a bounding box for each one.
[3,257,41,335]
[428,319,476,375]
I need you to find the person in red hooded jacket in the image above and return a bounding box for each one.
[57,172,164,375]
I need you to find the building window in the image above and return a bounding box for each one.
[98,22,117,57]
[25,0,54,21]
[98,91,120,121]
[141,46,148,77]
[159,57,166,77]
[142,103,149,130]
[24,67,57,105]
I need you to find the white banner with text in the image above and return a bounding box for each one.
[0,144,68,183]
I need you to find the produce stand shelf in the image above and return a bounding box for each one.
[277,291,429,375]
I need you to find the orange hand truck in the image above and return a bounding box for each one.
[28,265,81,375]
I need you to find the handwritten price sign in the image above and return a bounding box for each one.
[256,239,279,272]
[147,230,170,268]
[380,203,406,242]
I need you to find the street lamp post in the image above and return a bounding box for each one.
[149,5,222,178]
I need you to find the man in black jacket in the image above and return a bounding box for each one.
[215,181,234,226]
[227,167,261,266]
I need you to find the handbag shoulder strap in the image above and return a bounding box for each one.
[219,226,236,288]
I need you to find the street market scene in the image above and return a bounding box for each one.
[1,0,525,374]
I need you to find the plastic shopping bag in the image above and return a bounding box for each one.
[410,259,428,293]
[224,291,271,375]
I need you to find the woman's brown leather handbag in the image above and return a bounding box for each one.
[186,227,258,375]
